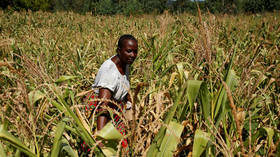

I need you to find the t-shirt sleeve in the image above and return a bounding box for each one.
[92,64,118,92]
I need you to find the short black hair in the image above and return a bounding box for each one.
[117,34,137,49]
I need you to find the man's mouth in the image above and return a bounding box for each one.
[128,58,134,62]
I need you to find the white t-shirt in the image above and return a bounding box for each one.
[92,56,130,102]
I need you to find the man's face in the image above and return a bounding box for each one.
[118,39,138,65]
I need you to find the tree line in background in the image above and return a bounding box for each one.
[1,0,280,15]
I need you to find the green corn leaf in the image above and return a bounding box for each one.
[51,122,66,157]
[28,90,45,105]
[213,47,236,120]
[212,86,225,119]
[187,80,202,111]
[177,80,202,121]
[97,121,123,140]
[61,138,79,157]
[165,82,188,124]
[147,83,188,156]
[58,100,94,144]
[152,40,165,62]
[51,91,104,156]
[101,146,118,157]
[0,142,6,157]
[214,70,237,118]
[199,82,211,124]
[193,129,210,157]
[167,53,174,65]
[160,64,175,77]
[15,149,21,157]
[50,99,67,114]
[157,121,184,157]
[95,122,121,157]
[0,125,36,157]
[176,62,185,84]
[146,123,165,156]
[64,125,79,136]
[154,52,169,73]
[101,141,119,157]
[53,93,93,142]
[264,127,274,149]
[214,70,237,127]
[55,75,77,83]
[96,121,125,157]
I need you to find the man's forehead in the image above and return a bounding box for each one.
[123,39,137,47]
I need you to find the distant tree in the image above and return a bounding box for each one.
[243,0,279,13]
[11,0,53,11]
[0,0,13,9]
[92,0,117,15]
[244,0,265,13]
[53,0,92,13]
[1,0,279,14]
[205,0,238,13]
[119,0,143,15]
[140,0,168,13]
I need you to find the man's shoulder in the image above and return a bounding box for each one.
[99,59,118,74]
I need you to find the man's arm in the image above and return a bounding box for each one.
[97,88,112,130]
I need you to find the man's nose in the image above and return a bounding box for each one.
[131,51,137,58]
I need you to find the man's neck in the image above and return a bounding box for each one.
[111,55,126,75]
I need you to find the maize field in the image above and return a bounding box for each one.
[0,10,279,156]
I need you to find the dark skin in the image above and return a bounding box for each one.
[97,39,138,131]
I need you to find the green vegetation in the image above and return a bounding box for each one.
[0,10,279,156]
[1,0,280,14]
